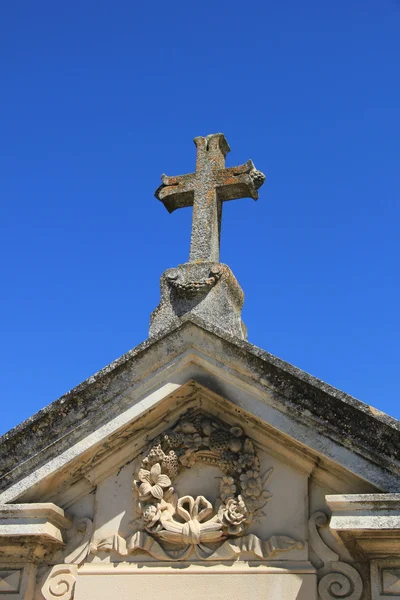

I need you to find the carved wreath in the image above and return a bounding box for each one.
[60,412,302,564]
[134,413,273,558]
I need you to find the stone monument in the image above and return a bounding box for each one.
[0,134,399,600]
[151,132,265,339]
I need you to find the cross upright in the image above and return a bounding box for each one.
[155,134,265,263]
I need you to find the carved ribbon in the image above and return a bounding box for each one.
[124,530,302,561]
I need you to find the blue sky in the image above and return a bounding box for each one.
[1,0,399,434]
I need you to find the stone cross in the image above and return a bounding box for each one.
[155,134,265,263]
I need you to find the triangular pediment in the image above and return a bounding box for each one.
[1,317,399,511]
[4,382,376,510]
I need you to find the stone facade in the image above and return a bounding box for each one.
[0,318,399,599]
[1,134,399,598]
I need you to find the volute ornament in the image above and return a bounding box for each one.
[41,565,77,600]
[309,511,363,600]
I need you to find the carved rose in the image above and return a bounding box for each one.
[240,469,263,499]
[221,496,248,535]
[142,504,161,528]
[220,476,237,501]
[138,463,171,500]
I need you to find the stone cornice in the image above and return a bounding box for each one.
[327,494,400,558]
[0,502,71,563]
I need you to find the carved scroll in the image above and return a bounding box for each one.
[41,565,77,600]
[65,517,93,565]
[309,512,363,600]
[126,530,302,561]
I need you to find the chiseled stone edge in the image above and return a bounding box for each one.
[327,493,400,531]
[0,316,400,497]
[0,502,71,544]
[327,493,400,559]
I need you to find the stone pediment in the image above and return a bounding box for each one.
[1,317,399,509]
[58,407,307,566]
[1,321,400,599]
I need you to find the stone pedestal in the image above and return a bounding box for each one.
[150,262,247,340]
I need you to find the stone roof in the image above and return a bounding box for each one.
[1,314,400,502]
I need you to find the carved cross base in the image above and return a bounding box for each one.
[149,262,247,339]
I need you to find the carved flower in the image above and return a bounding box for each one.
[221,495,248,535]
[220,450,238,472]
[239,470,263,499]
[183,433,203,452]
[220,476,237,501]
[138,463,171,500]
[236,452,255,470]
[241,490,272,513]
[142,504,161,528]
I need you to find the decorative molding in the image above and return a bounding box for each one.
[65,517,93,565]
[167,265,222,298]
[371,558,400,600]
[0,569,21,593]
[41,565,77,600]
[88,412,303,561]
[309,511,363,600]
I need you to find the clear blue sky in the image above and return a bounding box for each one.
[1,0,399,435]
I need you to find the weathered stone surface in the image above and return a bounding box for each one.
[371,557,400,599]
[327,494,400,557]
[155,133,265,263]
[149,261,247,339]
[151,133,266,339]
[1,316,400,506]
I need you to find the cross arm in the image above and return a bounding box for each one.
[215,159,265,202]
[155,173,196,213]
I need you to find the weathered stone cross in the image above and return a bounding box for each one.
[155,133,265,263]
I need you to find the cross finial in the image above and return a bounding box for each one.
[155,133,266,263]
